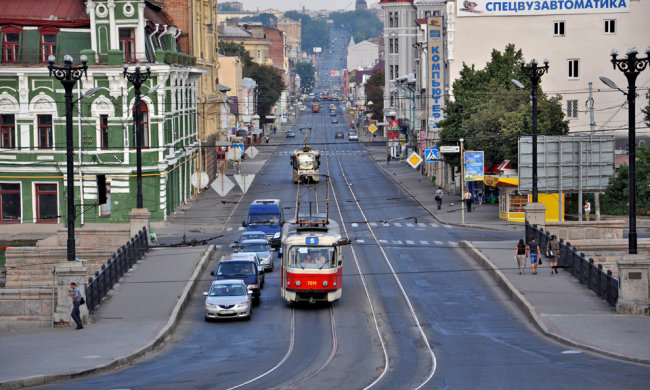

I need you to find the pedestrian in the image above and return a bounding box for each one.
[435,187,444,210]
[478,189,484,205]
[463,190,473,212]
[265,135,269,144]
[547,235,560,275]
[584,200,591,221]
[515,239,527,275]
[526,236,541,275]
[387,153,391,165]
[67,282,83,329]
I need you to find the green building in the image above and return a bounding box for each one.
[0,0,205,225]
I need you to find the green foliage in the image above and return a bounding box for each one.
[282,11,329,53]
[296,61,316,93]
[330,10,382,42]
[601,146,650,215]
[364,70,384,119]
[245,63,284,120]
[642,91,650,127]
[217,41,253,66]
[438,44,569,169]
[230,13,278,27]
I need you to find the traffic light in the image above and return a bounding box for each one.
[97,175,107,205]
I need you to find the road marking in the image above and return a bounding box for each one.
[394,222,402,227]
[351,223,358,227]
[406,240,415,245]
[417,223,427,227]
[420,241,429,245]
[406,223,414,227]
[448,241,457,246]
[443,224,452,229]
[238,227,245,231]
[226,227,233,231]
[430,223,439,228]
[215,245,223,249]
[434,241,443,245]
[369,222,378,227]
[395,240,403,245]
[378,239,388,244]
[356,239,365,243]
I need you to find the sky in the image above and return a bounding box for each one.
[235,0,379,12]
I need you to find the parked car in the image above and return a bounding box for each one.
[286,130,296,138]
[348,132,358,141]
[335,132,344,139]
[237,239,274,272]
[203,280,252,321]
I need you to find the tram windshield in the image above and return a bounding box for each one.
[289,246,335,269]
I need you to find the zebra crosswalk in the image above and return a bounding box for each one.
[276,150,365,157]
[351,239,458,247]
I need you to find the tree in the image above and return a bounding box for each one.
[282,11,329,53]
[230,13,277,27]
[438,44,569,169]
[296,61,316,93]
[643,91,650,127]
[601,146,650,215]
[330,10,382,43]
[364,70,384,120]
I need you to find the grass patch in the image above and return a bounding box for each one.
[0,241,37,267]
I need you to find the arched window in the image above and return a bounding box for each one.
[132,100,150,148]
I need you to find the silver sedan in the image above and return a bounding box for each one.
[237,239,274,272]
[203,280,252,321]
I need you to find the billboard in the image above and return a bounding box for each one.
[464,151,484,181]
[457,0,630,17]
[427,17,445,133]
[518,135,615,193]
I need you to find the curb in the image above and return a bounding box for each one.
[360,143,520,233]
[0,245,216,390]
[459,241,650,366]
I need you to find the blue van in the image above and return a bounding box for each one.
[242,199,283,249]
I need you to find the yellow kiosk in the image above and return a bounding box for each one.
[484,175,564,223]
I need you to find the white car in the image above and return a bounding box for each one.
[203,280,252,321]
[348,132,358,141]
[237,239,274,272]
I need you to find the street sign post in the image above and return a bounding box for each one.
[407,152,423,169]
[425,148,439,162]
[440,145,460,153]
[368,124,377,133]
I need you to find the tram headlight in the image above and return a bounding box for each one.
[295,280,301,287]
[322,281,328,287]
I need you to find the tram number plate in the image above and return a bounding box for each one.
[307,281,317,286]
[306,237,319,245]
[220,310,234,315]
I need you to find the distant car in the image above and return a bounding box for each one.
[237,239,274,272]
[203,280,252,321]
[348,132,358,141]
[286,130,296,138]
[331,118,338,123]
[237,230,268,244]
[335,132,344,139]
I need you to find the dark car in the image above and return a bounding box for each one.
[331,118,338,124]
[335,132,344,139]
[286,130,296,138]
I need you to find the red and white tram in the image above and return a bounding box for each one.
[280,215,348,304]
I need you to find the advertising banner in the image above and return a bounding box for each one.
[464,151,484,181]
[457,0,630,17]
[390,120,399,130]
[426,17,445,131]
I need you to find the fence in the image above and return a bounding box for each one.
[525,222,618,306]
[85,227,149,312]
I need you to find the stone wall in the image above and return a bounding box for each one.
[0,288,52,331]
[566,240,650,276]
[545,220,625,241]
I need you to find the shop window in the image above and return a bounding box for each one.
[2,29,20,63]
[132,101,150,148]
[510,194,528,213]
[37,115,53,149]
[0,114,15,149]
[35,183,57,222]
[100,115,109,149]
[119,28,136,63]
[0,183,20,222]
[100,182,111,216]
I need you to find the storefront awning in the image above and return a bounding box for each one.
[484,175,518,187]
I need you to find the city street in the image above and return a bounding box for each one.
[32,26,650,390]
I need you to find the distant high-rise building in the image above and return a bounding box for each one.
[356,0,368,10]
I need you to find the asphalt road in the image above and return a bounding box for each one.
[38,27,650,390]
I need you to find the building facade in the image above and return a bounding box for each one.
[0,0,204,225]
[346,38,379,71]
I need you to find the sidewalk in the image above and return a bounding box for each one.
[363,141,650,365]
[0,128,288,389]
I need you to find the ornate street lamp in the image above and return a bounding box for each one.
[123,64,152,209]
[48,54,88,262]
[608,46,650,254]
[519,58,549,203]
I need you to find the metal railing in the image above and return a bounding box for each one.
[84,227,149,312]
[525,221,618,306]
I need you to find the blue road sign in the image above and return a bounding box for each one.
[425,148,439,162]
[233,143,244,153]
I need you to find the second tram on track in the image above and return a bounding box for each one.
[280,176,349,304]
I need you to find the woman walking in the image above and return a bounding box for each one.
[515,239,527,275]
[547,235,560,274]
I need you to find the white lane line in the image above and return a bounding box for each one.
[443,224,452,229]
[356,239,365,243]
[394,222,402,227]
[406,223,414,227]
[226,227,233,231]
[406,240,415,245]
[369,222,378,227]
[378,239,388,244]
[419,241,428,245]
[351,223,359,227]
[417,223,427,227]
[395,240,403,245]
[434,241,443,245]
[430,223,438,228]
[448,241,457,247]
[238,227,245,231]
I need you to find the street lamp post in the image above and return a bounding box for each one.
[519,58,549,203]
[609,46,650,255]
[48,54,88,262]
[123,64,152,209]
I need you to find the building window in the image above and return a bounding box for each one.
[389,12,394,28]
[394,12,399,27]
[568,59,579,79]
[2,30,20,63]
[389,39,393,54]
[132,101,150,148]
[553,21,565,36]
[41,30,57,62]
[604,19,616,34]
[566,99,578,118]
[100,182,111,216]
[35,183,57,222]
[390,65,394,80]
[0,183,20,222]
[394,39,398,54]
[100,115,109,149]
[0,114,15,149]
[37,115,53,149]
[395,65,399,79]
[119,28,136,63]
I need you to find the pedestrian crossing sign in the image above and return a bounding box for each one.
[425,148,439,162]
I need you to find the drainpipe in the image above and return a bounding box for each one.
[149,23,160,54]
[158,25,168,50]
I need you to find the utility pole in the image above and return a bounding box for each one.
[588,82,600,221]
[460,138,465,225]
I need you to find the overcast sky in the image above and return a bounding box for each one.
[236,0,379,12]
